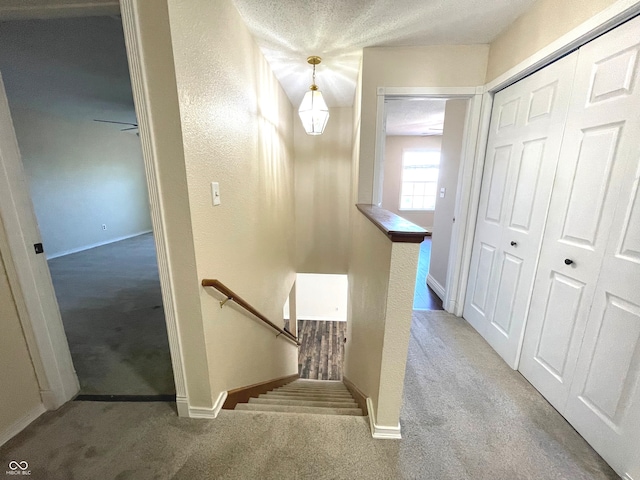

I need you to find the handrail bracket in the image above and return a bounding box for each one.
[220,296,232,308]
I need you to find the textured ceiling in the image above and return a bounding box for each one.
[232,0,537,108]
[385,98,447,136]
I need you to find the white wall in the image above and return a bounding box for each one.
[11,107,151,258]
[429,99,468,291]
[295,107,353,274]
[382,135,442,230]
[284,274,348,322]
[358,45,489,204]
[166,0,298,399]
[0,16,153,258]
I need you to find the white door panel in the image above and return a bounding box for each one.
[463,53,578,368]
[520,15,640,477]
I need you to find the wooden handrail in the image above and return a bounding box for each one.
[201,279,300,346]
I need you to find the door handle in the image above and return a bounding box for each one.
[510,241,517,247]
[564,258,574,265]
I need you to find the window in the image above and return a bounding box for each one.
[400,149,440,211]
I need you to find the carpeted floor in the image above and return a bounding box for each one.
[47,233,175,396]
[0,310,617,479]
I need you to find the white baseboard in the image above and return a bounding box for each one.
[366,398,401,439]
[40,389,60,411]
[188,391,227,419]
[0,403,46,447]
[46,230,153,259]
[426,274,445,301]
[176,396,189,418]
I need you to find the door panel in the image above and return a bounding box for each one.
[463,53,578,367]
[520,15,640,477]
[560,124,621,248]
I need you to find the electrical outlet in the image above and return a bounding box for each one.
[102,224,107,230]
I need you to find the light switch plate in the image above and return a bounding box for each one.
[440,187,446,198]
[212,182,221,206]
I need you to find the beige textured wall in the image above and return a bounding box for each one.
[344,209,420,429]
[429,99,468,290]
[131,0,212,408]
[0,217,42,438]
[376,241,419,426]
[295,107,353,274]
[358,45,489,203]
[486,0,618,82]
[166,0,298,398]
[344,209,391,411]
[382,135,442,230]
[11,107,151,258]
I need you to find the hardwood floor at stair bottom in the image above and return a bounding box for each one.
[297,320,346,381]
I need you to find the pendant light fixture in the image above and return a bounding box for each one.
[298,56,330,135]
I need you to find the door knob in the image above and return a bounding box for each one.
[510,241,517,246]
[564,258,574,265]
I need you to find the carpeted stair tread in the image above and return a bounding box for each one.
[263,391,353,401]
[249,397,358,408]
[273,388,351,397]
[233,380,364,416]
[234,403,363,416]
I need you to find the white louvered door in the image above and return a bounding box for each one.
[462,53,577,368]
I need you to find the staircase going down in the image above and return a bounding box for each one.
[234,379,363,416]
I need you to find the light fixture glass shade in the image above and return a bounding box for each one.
[298,89,330,135]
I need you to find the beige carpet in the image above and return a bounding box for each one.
[47,233,174,395]
[0,310,617,479]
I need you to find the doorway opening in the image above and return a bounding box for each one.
[284,273,348,380]
[378,95,472,311]
[0,17,175,398]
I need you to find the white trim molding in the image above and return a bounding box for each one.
[366,398,401,439]
[0,403,45,447]
[188,391,228,419]
[120,0,189,415]
[374,86,484,318]
[426,274,445,301]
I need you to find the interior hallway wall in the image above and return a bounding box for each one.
[166,0,298,400]
[295,107,353,274]
[486,0,619,82]
[0,216,42,443]
[128,0,212,410]
[357,45,489,204]
[382,135,442,230]
[11,108,151,258]
[429,99,468,292]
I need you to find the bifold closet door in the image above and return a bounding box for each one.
[519,15,640,477]
[462,53,577,368]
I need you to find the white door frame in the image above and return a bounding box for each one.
[373,86,485,315]
[0,1,189,414]
[0,74,78,409]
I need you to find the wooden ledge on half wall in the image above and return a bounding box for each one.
[356,204,429,243]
